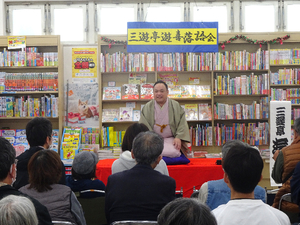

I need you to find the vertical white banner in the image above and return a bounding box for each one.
[269,101,291,186]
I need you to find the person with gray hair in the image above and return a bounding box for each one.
[197,140,266,210]
[158,198,217,225]
[272,117,300,215]
[105,131,176,224]
[0,195,38,225]
[0,136,52,225]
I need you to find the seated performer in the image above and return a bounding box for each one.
[139,80,190,158]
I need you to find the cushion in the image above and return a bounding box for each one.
[163,153,190,165]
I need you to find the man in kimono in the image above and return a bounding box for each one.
[139,80,190,158]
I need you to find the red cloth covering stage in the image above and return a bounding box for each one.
[96,158,224,197]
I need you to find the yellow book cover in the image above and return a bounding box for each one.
[107,126,114,147]
[184,104,198,120]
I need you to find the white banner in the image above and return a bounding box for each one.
[269,101,291,186]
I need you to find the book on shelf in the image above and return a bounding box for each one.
[214,122,269,146]
[184,104,198,121]
[196,85,211,98]
[122,84,139,100]
[157,73,179,85]
[181,85,196,98]
[140,83,154,99]
[102,87,121,100]
[128,73,147,84]
[133,110,141,121]
[102,109,119,122]
[119,107,133,121]
[168,85,181,98]
[199,104,212,120]
[189,123,213,146]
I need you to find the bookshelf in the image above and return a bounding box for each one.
[98,33,300,189]
[0,35,64,147]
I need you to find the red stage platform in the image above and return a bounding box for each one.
[96,158,224,197]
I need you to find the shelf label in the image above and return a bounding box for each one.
[7,36,26,49]
[127,22,218,53]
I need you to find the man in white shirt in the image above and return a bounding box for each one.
[212,142,290,225]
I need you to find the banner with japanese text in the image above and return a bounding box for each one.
[127,22,218,53]
[269,101,291,186]
[72,48,97,79]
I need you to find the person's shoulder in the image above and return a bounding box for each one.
[212,203,227,215]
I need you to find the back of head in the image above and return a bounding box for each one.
[121,123,149,152]
[158,198,217,225]
[132,131,163,165]
[222,144,263,193]
[0,195,38,225]
[28,149,62,192]
[294,117,300,135]
[26,117,52,147]
[221,140,248,159]
[0,137,16,181]
[72,151,98,180]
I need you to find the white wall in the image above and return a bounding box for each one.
[0,0,5,35]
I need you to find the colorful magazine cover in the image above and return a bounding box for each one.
[128,73,147,84]
[102,108,119,122]
[196,85,211,98]
[103,87,121,100]
[140,83,154,99]
[199,103,212,120]
[133,110,141,121]
[122,84,139,100]
[119,107,133,121]
[181,85,196,98]
[168,85,181,98]
[157,73,179,86]
[184,104,198,120]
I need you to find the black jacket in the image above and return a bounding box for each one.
[14,146,66,189]
[105,164,176,224]
[0,185,52,225]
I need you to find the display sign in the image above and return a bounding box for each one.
[72,48,97,79]
[7,36,26,49]
[269,101,291,186]
[127,22,218,53]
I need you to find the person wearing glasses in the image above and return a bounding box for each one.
[0,136,52,225]
[13,117,66,189]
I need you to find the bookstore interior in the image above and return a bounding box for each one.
[0,3,300,192]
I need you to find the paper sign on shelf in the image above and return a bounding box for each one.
[7,36,26,49]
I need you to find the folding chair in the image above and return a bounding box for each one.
[76,190,107,225]
[111,220,157,225]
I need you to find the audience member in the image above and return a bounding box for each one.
[212,142,290,225]
[139,80,190,158]
[112,123,169,175]
[158,197,217,225]
[14,117,66,189]
[0,136,52,225]
[272,117,300,214]
[198,140,266,210]
[290,161,300,222]
[0,195,38,225]
[19,150,86,225]
[66,151,105,198]
[105,131,176,224]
